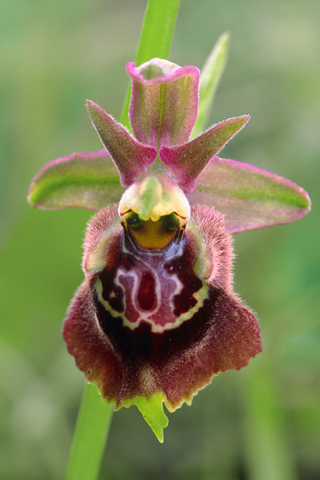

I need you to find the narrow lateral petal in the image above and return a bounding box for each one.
[126,60,199,149]
[160,115,249,190]
[87,100,157,186]
[187,157,311,233]
[28,150,124,210]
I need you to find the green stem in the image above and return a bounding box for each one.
[65,383,113,480]
[65,1,181,477]
[135,0,180,66]
[120,0,181,128]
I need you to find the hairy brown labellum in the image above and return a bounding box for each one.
[63,204,261,412]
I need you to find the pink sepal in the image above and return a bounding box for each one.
[126,61,200,149]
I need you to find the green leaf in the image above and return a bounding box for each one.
[191,32,230,138]
[65,383,113,480]
[187,157,311,233]
[28,150,124,210]
[122,393,169,443]
[120,0,181,128]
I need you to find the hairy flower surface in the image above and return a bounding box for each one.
[28,58,310,441]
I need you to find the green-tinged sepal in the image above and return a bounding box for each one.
[187,156,311,233]
[122,393,168,443]
[28,150,124,210]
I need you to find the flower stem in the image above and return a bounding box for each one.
[135,0,180,66]
[65,383,113,480]
[65,2,181,477]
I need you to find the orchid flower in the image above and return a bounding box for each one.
[28,58,310,442]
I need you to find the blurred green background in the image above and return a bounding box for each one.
[0,0,319,479]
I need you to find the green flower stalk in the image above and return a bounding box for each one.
[28,57,310,442]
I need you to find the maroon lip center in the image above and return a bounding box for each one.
[137,271,156,311]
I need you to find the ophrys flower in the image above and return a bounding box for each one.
[28,58,310,441]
